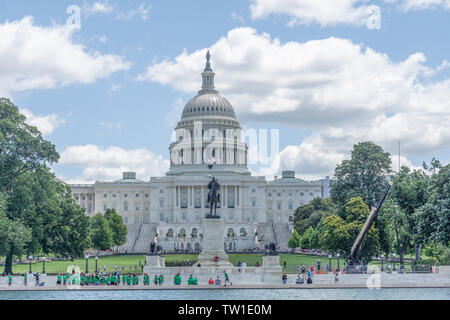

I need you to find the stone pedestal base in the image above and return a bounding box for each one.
[196,217,233,267]
[261,255,283,282]
[146,255,165,268]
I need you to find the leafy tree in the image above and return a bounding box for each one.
[90,213,113,251]
[330,141,391,211]
[0,194,32,274]
[317,215,350,254]
[415,164,450,246]
[104,208,127,251]
[293,198,336,235]
[299,226,319,249]
[0,98,59,194]
[390,166,429,260]
[423,240,447,262]
[288,230,301,249]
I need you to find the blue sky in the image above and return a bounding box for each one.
[1,0,449,183]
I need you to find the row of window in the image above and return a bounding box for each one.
[267,191,320,197]
[103,193,149,198]
[164,227,248,238]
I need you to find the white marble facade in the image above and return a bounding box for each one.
[70,53,330,252]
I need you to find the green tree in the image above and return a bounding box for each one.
[0,194,32,274]
[288,230,301,249]
[299,226,318,249]
[390,166,430,260]
[0,98,59,194]
[293,197,336,235]
[104,208,127,251]
[415,163,450,246]
[90,213,114,251]
[317,215,350,254]
[330,141,391,211]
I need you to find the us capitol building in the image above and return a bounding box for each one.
[70,53,330,253]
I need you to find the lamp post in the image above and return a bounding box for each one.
[337,253,340,272]
[85,254,89,274]
[95,256,98,273]
[381,254,384,272]
[42,257,46,274]
[28,256,32,274]
[328,254,332,272]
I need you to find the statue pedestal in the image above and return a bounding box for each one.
[146,255,165,268]
[196,216,233,267]
[260,255,283,282]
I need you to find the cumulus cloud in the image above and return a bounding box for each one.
[0,16,131,97]
[138,27,450,178]
[20,108,66,136]
[58,144,170,183]
[249,0,376,27]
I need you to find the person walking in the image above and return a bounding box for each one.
[8,274,12,287]
[23,273,28,286]
[282,272,287,285]
[224,271,232,286]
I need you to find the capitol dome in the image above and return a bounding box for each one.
[177,50,239,129]
[181,93,236,120]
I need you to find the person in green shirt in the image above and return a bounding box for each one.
[174,273,181,285]
[158,274,164,285]
[154,274,158,285]
[188,275,193,285]
[8,274,12,286]
[23,273,28,286]
[224,271,232,286]
[143,273,149,285]
[126,274,131,286]
[57,273,62,286]
[193,277,198,285]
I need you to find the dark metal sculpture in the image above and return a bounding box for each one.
[345,182,392,273]
[206,177,220,217]
[264,242,278,256]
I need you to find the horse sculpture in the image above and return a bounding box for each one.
[207,177,220,216]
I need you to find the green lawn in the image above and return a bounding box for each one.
[4,253,343,275]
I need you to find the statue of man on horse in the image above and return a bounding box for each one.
[207,177,221,216]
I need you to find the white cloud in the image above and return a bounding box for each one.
[231,12,246,25]
[138,27,450,178]
[249,0,375,26]
[20,108,65,136]
[83,1,114,17]
[165,98,185,129]
[58,144,170,183]
[398,0,450,11]
[0,16,131,97]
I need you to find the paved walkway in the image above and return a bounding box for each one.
[1,272,449,290]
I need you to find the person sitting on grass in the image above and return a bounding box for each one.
[158,274,164,285]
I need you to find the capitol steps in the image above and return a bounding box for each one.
[117,224,140,253]
[132,224,157,253]
[272,223,292,251]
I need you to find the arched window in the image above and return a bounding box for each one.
[240,228,247,237]
[191,228,198,238]
[167,229,174,237]
[227,228,234,237]
[179,228,186,238]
